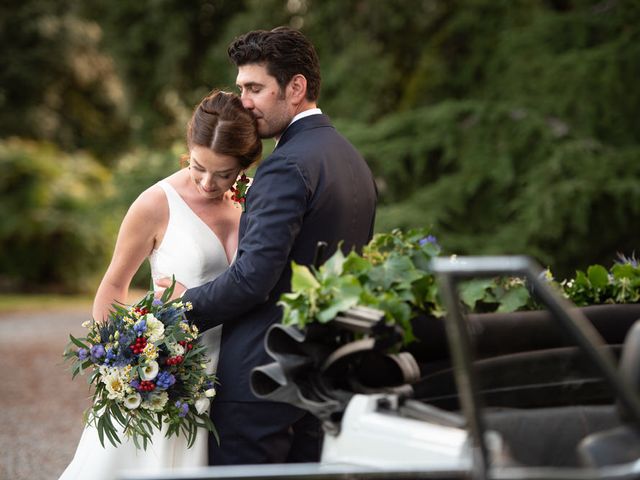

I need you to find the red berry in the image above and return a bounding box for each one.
[139,380,155,391]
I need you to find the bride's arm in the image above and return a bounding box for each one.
[92,187,165,323]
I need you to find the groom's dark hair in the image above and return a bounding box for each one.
[228,26,321,102]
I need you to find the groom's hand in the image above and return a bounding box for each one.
[155,277,187,301]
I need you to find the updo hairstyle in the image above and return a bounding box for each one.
[186,90,262,169]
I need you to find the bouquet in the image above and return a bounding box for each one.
[64,283,218,450]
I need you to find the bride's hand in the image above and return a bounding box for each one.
[155,277,187,301]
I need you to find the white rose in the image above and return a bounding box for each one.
[204,388,216,398]
[144,314,165,343]
[124,392,142,410]
[140,360,159,381]
[194,396,210,414]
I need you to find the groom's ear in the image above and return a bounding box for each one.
[287,74,308,105]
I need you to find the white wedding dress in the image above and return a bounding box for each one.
[60,181,232,479]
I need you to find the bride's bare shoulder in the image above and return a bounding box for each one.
[126,181,169,224]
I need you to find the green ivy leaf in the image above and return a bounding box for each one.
[496,286,531,313]
[459,278,494,309]
[342,251,372,277]
[319,248,345,280]
[290,263,320,291]
[368,254,422,290]
[317,275,363,322]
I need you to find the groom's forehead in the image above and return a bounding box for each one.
[236,63,275,85]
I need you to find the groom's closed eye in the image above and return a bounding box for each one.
[238,83,263,94]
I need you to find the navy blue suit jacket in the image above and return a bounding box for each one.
[183,114,377,402]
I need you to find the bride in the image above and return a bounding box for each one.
[59,90,262,479]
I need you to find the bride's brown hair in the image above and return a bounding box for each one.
[184,90,262,169]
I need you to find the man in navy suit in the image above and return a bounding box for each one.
[181,27,377,465]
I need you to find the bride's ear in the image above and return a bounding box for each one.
[180,153,190,168]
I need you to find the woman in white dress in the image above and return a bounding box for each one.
[59,90,262,479]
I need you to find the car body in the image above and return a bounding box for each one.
[121,256,640,480]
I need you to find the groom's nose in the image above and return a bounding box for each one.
[240,94,254,110]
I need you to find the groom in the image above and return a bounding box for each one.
[182,27,377,465]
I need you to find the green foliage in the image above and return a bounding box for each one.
[2,0,640,290]
[0,2,130,161]
[0,139,112,291]
[341,100,640,278]
[108,144,182,210]
[561,256,640,306]
[484,0,640,145]
[0,138,185,292]
[458,276,538,314]
[280,228,443,343]
[281,229,640,344]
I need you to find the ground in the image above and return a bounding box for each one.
[0,308,93,480]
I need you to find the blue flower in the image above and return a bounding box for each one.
[133,320,147,336]
[419,235,438,247]
[156,371,176,390]
[100,347,119,366]
[152,299,164,307]
[175,401,189,417]
[616,252,638,268]
[90,344,105,360]
[77,348,89,360]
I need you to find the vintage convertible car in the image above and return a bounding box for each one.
[122,256,640,480]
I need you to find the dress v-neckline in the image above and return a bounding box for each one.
[162,182,235,265]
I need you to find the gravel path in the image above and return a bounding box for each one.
[0,308,93,480]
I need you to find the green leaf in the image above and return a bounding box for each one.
[320,248,345,279]
[69,334,89,350]
[342,251,372,276]
[574,270,590,288]
[71,363,82,380]
[160,275,176,302]
[611,263,637,281]
[496,286,531,313]
[290,263,320,291]
[587,265,609,289]
[459,279,494,309]
[111,404,127,426]
[317,279,362,322]
[97,415,107,448]
[367,254,421,290]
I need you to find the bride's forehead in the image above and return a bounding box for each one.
[190,146,238,170]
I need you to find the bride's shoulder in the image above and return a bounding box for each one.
[126,183,168,223]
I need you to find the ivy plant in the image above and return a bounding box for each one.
[279,228,443,343]
[280,229,640,345]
